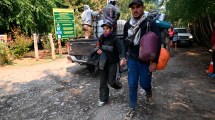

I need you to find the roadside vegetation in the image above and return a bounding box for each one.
[0,0,215,66]
[166,0,215,46]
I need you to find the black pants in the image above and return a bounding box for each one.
[99,63,119,102]
[212,52,215,73]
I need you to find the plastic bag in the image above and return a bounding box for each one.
[156,48,170,70]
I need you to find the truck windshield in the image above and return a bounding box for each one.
[175,29,188,33]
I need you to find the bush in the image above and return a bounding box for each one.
[0,43,12,66]
[41,35,51,51]
[9,27,33,59]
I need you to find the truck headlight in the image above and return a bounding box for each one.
[189,35,193,39]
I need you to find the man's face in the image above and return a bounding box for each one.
[130,4,144,19]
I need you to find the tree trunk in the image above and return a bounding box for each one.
[206,8,213,32]
[199,18,210,46]
[193,28,199,43]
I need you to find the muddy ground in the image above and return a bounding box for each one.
[0,46,215,120]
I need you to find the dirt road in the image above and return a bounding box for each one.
[0,46,215,120]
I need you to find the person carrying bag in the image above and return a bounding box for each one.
[122,0,161,119]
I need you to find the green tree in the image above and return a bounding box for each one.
[0,0,158,37]
[0,0,66,35]
[166,0,215,46]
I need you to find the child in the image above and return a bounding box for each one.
[96,20,126,106]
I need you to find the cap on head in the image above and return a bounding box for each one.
[129,0,144,8]
[101,20,112,28]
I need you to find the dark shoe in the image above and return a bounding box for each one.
[111,81,123,89]
[145,90,154,104]
[124,108,135,120]
[145,96,154,105]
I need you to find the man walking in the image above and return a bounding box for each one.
[103,0,120,33]
[81,5,99,39]
[123,0,161,119]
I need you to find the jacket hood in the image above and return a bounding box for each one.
[84,5,90,10]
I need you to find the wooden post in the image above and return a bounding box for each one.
[66,42,70,55]
[33,33,39,61]
[58,38,62,55]
[49,34,56,60]
[3,34,7,44]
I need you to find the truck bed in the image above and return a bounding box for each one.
[68,38,99,66]
[69,38,97,55]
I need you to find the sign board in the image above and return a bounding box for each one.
[53,8,75,40]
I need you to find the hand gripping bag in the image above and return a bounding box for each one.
[156,48,170,70]
[139,31,159,62]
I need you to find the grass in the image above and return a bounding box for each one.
[4,47,69,67]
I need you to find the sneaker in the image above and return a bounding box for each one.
[111,81,123,89]
[208,73,215,78]
[145,96,154,105]
[98,100,107,107]
[124,108,135,120]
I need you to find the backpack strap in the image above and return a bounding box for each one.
[146,18,151,33]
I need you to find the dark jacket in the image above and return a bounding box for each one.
[98,33,125,64]
[123,18,161,63]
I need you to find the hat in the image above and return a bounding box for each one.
[101,20,112,28]
[129,0,144,8]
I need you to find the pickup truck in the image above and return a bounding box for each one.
[174,28,193,47]
[67,20,126,72]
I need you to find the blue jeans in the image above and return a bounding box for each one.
[127,59,152,109]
